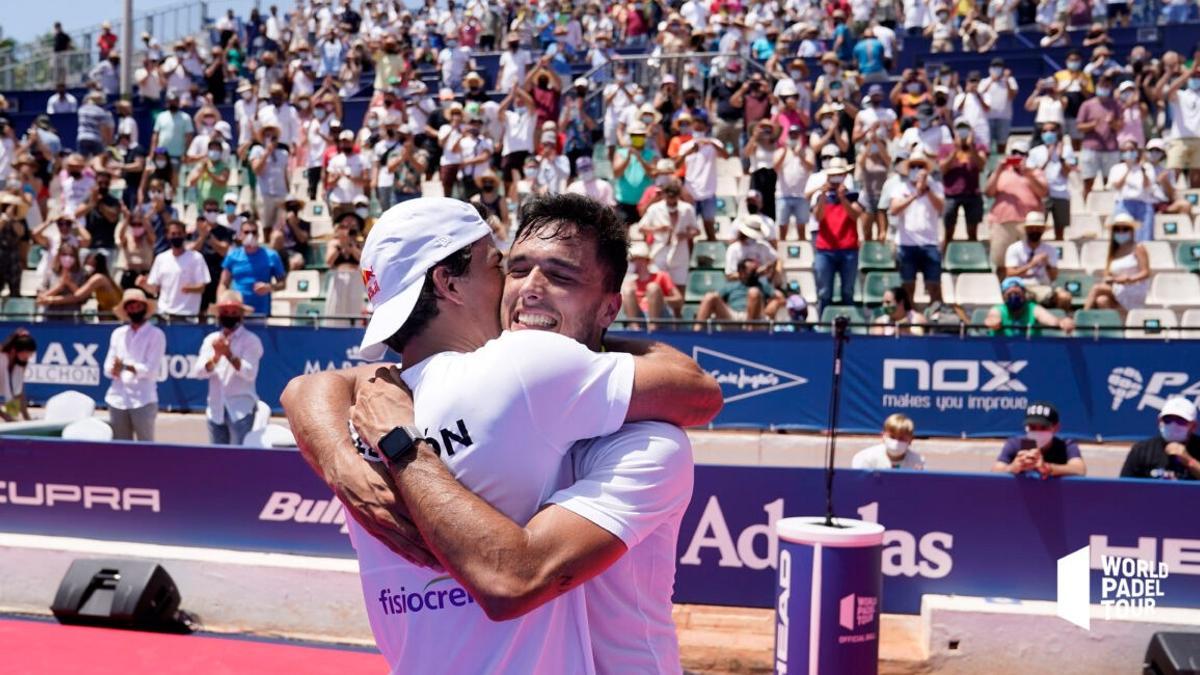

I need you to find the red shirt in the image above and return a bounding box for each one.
[816,201,859,251]
[633,271,676,309]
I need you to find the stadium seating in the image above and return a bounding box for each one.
[1181,309,1200,333]
[684,270,725,303]
[1079,241,1111,274]
[944,242,991,273]
[1125,308,1179,339]
[777,242,813,271]
[275,270,322,301]
[1146,272,1200,308]
[858,241,896,271]
[1049,241,1081,272]
[1,297,35,317]
[1065,213,1102,240]
[954,273,1002,306]
[1177,241,1200,271]
[816,306,868,334]
[1154,214,1195,241]
[1054,271,1097,307]
[1073,309,1124,338]
[692,241,728,270]
[861,271,901,305]
[1143,241,1177,271]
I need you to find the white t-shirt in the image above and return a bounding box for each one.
[776,148,809,198]
[0,353,24,404]
[566,178,616,206]
[248,146,290,198]
[147,249,210,316]
[978,75,1017,119]
[1034,95,1065,126]
[680,139,719,200]
[536,155,571,194]
[856,106,898,137]
[851,443,926,470]
[549,421,693,675]
[891,178,944,247]
[1025,143,1076,200]
[1169,89,1200,140]
[1004,240,1058,284]
[326,152,367,205]
[305,118,333,168]
[439,125,466,164]
[724,239,778,275]
[1108,161,1156,202]
[502,108,536,155]
[499,50,532,92]
[349,330,634,675]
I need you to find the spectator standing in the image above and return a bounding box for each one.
[979,59,1018,151]
[104,289,165,441]
[1120,398,1200,480]
[851,414,925,470]
[1076,75,1121,202]
[117,212,155,289]
[139,221,210,320]
[187,138,232,211]
[149,92,195,165]
[620,242,683,324]
[889,151,945,305]
[812,158,862,316]
[1109,141,1158,241]
[322,213,364,323]
[46,82,78,115]
[637,180,699,291]
[275,196,311,270]
[76,93,114,159]
[0,195,27,298]
[986,277,1074,335]
[677,117,728,240]
[565,157,615,206]
[83,171,121,260]
[940,123,986,245]
[0,329,35,421]
[708,61,747,154]
[743,120,779,220]
[984,141,1047,274]
[32,212,91,281]
[1083,213,1151,313]
[89,54,120,98]
[97,22,117,59]
[1055,51,1094,142]
[1025,122,1075,240]
[220,220,286,317]
[1163,65,1200,189]
[613,120,658,225]
[249,122,290,234]
[871,287,928,336]
[775,124,813,241]
[1002,213,1059,300]
[993,402,1087,478]
[192,290,264,446]
[324,130,368,219]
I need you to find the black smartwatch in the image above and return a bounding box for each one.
[376,425,425,466]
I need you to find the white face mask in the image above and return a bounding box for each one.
[579,169,594,181]
[829,174,845,185]
[242,233,257,248]
[820,118,834,130]
[1026,428,1054,448]
[907,169,921,183]
[203,211,218,222]
[208,150,222,161]
[883,436,909,458]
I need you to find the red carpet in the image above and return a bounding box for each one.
[0,618,386,674]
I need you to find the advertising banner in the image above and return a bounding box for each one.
[2,437,1197,615]
[4,320,1199,440]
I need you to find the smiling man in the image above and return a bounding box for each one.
[282,195,721,673]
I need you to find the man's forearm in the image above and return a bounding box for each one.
[282,369,361,484]
[604,335,723,426]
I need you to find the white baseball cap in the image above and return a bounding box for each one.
[358,198,492,360]
[1159,397,1197,423]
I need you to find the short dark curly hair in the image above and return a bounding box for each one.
[514,193,629,293]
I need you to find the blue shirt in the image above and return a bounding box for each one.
[853,38,885,75]
[751,37,775,61]
[834,24,855,63]
[222,246,285,315]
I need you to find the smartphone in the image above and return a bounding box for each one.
[1019,438,1037,451]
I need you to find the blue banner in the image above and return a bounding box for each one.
[1,437,1197,615]
[4,320,1200,440]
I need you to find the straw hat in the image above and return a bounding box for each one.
[0,192,30,220]
[210,289,255,316]
[1023,212,1048,228]
[464,71,485,88]
[737,216,768,242]
[628,241,651,261]
[638,102,662,125]
[113,288,158,322]
[823,157,852,175]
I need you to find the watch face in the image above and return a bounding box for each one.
[380,426,420,463]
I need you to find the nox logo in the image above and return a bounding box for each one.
[883,359,1028,392]
[692,347,807,403]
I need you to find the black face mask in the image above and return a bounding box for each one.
[935,95,948,106]
[13,358,28,367]
[127,309,147,324]
[538,77,550,88]
[168,236,186,249]
[746,203,760,215]
[218,315,242,330]
[168,104,179,112]
[684,97,697,107]
[68,171,82,179]
[1027,232,1043,244]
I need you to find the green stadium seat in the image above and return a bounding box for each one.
[293,301,324,327]
[778,242,814,270]
[681,303,700,322]
[1073,309,1123,338]
[861,271,901,305]
[690,241,727,270]
[815,306,868,334]
[968,306,993,336]
[716,197,738,219]
[305,241,329,270]
[26,246,44,270]
[1054,271,1097,307]
[1,297,36,319]
[944,242,991,273]
[684,269,726,303]
[1175,240,1200,271]
[858,241,896,271]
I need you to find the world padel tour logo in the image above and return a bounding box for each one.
[1106,366,1200,412]
[691,347,807,403]
[837,593,878,644]
[1056,545,1169,630]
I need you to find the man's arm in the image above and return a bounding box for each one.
[605,335,723,427]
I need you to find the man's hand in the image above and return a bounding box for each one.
[111,357,124,377]
[252,281,272,295]
[351,365,414,450]
[1165,442,1188,458]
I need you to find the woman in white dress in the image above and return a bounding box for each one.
[1083,213,1150,315]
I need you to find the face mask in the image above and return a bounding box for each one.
[907,169,921,182]
[883,436,909,457]
[131,225,146,237]
[684,97,698,107]
[168,104,179,112]
[631,136,645,148]
[168,235,186,249]
[616,72,629,83]
[208,150,222,162]
[150,189,165,200]
[1160,421,1191,443]
[1096,87,1111,98]
[1113,231,1133,244]
[906,83,921,94]
[204,211,218,222]
[633,93,646,105]
[655,174,670,186]
[155,158,168,169]
[225,203,236,215]
[59,256,75,269]
[579,169,594,181]
[881,302,897,314]
[1026,429,1054,448]
[990,67,1003,78]
[823,64,836,76]
[315,108,327,120]
[1189,78,1200,92]
[829,175,845,185]
[367,118,380,129]
[1067,61,1082,72]
[1041,131,1058,145]
[790,136,803,148]
[789,70,803,80]
[692,130,706,139]
[1122,150,1139,162]
[355,207,369,218]
[1005,294,1025,312]
[241,90,253,101]
[127,309,147,324]
[1150,150,1166,163]
[523,167,536,179]
[820,118,834,130]
[219,315,241,330]
[918,118,931,130]
[242,233,257,248]
[1027,231,1043,244]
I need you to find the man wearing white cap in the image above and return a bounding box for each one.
[192,290,263,446]
[283,195,720,673]
[325,130,368,219]
[1120,397,1200,480]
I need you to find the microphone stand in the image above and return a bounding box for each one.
[824,315,850,527]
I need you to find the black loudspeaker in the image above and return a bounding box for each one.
[1145,632,1200,674]
[50,559,185,631]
